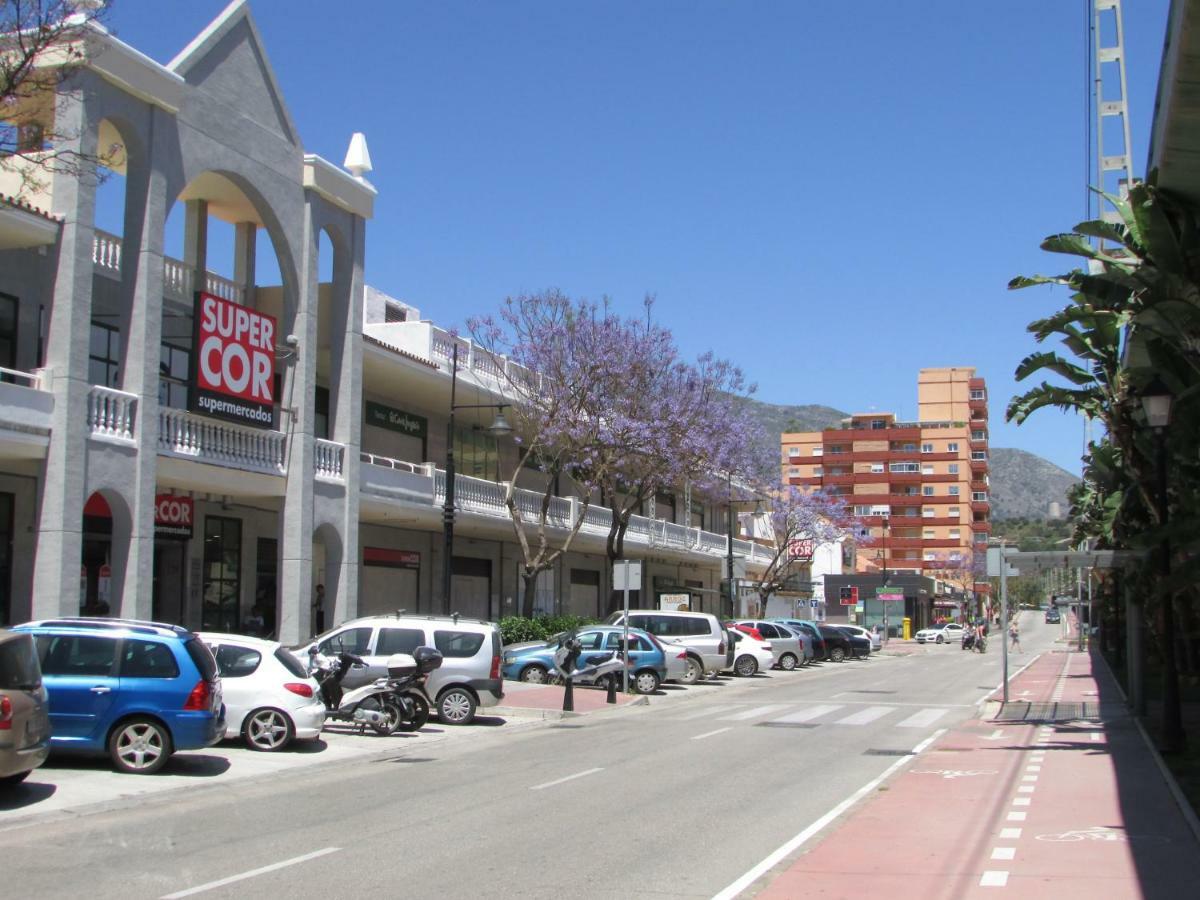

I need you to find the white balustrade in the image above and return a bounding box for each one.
[157,407,286,474]
[87,385,137,441]
[92,230,122,276]
[360,452,429,475]
[92,230,244,303]
[315,439,346,480]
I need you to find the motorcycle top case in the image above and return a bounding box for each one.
[386,653,417,678]
[412,646,444,675]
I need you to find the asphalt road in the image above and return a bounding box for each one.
[5,614,1059,899]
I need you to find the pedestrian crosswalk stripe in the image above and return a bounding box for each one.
[833,706,893,725]
[896,708,949,728]
[771,704,844,724]
[674,705,737,721]
[719,704,791,721]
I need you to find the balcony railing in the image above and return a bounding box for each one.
[92,230,245,305]
[315,439,346,481]
[158,407,286,475]
[87,385,137,443]
[360,455,772,566]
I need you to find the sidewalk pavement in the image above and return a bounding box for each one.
[750,647,1200,899]
[494,678,645,718]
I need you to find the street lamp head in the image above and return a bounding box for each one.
[1136,375,1174,431]
[488,407,513,437]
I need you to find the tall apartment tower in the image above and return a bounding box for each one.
[782,367,991,607]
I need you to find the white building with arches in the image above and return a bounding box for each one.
[0,2,771,643]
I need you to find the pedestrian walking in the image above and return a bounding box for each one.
[1009,620,1022,653]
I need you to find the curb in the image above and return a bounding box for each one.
[1093,650,1200,848]
[491,694,649,720]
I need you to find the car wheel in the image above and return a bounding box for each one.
[0,771,31,785]
[829,646,847,663]
[734,654,758,677]
[438,687,478,725]
[243,707,295,751]
[633,670,660,694]
[108,717,172,775]
[372,698,404,735]
[520,664,549,684]
[779,653,798,672]
[398,693,430,731]
[936,635,944,644]
[679,656,703,686]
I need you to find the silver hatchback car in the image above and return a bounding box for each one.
[604,611,729,684]
[733,620,808,670]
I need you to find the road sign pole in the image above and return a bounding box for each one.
[1000,538,1009,705]
[622,560,630,695]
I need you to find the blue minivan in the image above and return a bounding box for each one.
[15,619,224,774]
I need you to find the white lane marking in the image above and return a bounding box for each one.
[833,705,893,726]
[719,704,791,721]
[1027,766,1041,773]
[896,708,949,728]
[1013,797,1032,806]
[1000,827,1022,839]
[692,727,732,741]
[772,704,844,724]
[673,705,736,721]
[980,870,1010,887]
[982,729,1006,741]
[161,848,340,899]
[1007,812,1027,822]
[991,847,1016,860]
[1022,775,1038,782]
[1018,786,1035,793]
[530,767,604,791]
[712,730,946,900]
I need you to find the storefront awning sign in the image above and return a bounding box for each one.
[154,494,193,539]
[190,292,277,428]
[364,547,420,569]
[365,401,428,439]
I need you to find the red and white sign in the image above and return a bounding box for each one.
[154,494,194,539]
[787,539,815,561]
[191,292,276,427]
[363,547,421,569]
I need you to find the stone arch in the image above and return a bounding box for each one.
[311,521,344,635]
[80,487,134,616]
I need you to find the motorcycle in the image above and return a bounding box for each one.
[308,650,406,735]
[961,631,975,651]
[553,632,629,689]
[384,646,443,731]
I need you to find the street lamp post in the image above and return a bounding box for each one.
[880,515,890,641]
[441,344,512,613]
[1138,377,1183,752]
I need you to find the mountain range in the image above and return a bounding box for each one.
[741,397,1080,521]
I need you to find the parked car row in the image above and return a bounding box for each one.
[0,612,505,785]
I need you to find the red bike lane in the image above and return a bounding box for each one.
[738,649,1199,899]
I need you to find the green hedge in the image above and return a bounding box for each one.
[498,615,600,646]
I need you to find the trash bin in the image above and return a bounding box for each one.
[902,617,912,640]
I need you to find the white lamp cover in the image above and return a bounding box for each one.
[343,132,373,178]
[1142,393,1172,429]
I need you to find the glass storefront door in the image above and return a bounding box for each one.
[202,516,241,632]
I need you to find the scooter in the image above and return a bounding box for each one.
[384,646,443,731]
[961,631,976,651]
[307,650,404,735]
[553,632,629,688]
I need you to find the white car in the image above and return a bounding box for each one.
[723,630,775,677]
[841,624,882,652]
[914,623,966,645]
[199,633,326,751]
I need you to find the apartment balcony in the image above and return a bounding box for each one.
[849,493,925,507]
[0,367,53,459]
[919,516,963,527]
[358,454,774,569]
[362,319,542,388]
[970,457,988,473]
[87,385,138,445]
[973,520,992,533]
[971,480,988,494]
[92,230,245,305]
[787,476,822,487]
[971,499,990,513]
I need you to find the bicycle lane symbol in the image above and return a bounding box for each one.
[1036,826,1171,845]
[910,769,998,780]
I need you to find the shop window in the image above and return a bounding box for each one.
[89,321,120,388]
[201,516,242,632]
[254,538,278,637]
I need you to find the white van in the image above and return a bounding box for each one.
[297,615,503,724]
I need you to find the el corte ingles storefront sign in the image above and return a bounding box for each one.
[365,402,427,439]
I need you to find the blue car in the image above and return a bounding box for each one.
[501,626,666,694]
[15,618,224,774]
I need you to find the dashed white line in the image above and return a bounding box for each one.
[1018,786,1035,793]
[692,727,732,741]
[1013,797,1032,806]
[1000,827,1022,839]
[1006,812,1027,822]
[980,870,1010,887]
[896,708,949,728]
[834,705,892,726]
[991,847,1016,861]
[772,704,843,724]
[530,767,604,791]
[161,848,340,898]
[1022,775,1038,782]
[719,704,790,721]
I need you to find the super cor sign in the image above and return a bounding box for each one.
[191,292,276,427]
[154,494,193,539]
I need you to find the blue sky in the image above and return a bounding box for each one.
[105,0,1173,476]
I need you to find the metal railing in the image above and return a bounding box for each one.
[0,366,43,389]
[86,385,137,442]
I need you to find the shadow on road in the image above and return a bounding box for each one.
[0,780,56,810]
